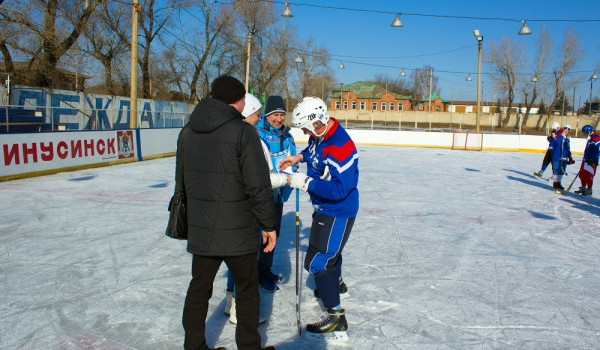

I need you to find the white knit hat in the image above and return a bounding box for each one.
[242,93,262,118]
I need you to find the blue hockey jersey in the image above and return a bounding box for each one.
[300,118,359,218]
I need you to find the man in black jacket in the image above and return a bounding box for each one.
[180,75,277,350]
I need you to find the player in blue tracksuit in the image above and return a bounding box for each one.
[255,95,297,292]
[550,124,574,192]
[279,96,358,336]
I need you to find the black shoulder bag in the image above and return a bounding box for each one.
[165,125,189,240]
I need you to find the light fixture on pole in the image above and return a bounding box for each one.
[281,2,293,18]
[338,61,345,69]
[294,55,303,66]
[589,72,597,117]
[473,29,483,133]
[295,55,303,95]
[466,73,472,81]
[399,69,406,77]
[518,20,532,35]
[391,13,403,27]
[531,74,538,83]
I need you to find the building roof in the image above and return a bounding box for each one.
[332,81,411,100]
[419,92,449,103]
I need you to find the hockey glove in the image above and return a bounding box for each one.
[290,172,312,192]
[270,173,289,189]
[567,156,575,165]
[587,158,597,167]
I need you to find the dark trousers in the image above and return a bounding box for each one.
[304,214,355,309]
[258,202,284,281]
[183,253,261,350]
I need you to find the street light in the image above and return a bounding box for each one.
[281,2,293,17]
[589,72,598,117]
[399,69,406,77]
[465,73,472,81]
[338,61,345,69]
[295,55,303,96]
[391,13,403,27]
[518,20,532,35]
[473,29,483,133]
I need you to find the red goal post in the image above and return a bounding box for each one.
[451,131,483,151]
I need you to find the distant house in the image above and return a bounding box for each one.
[449,101,538,115]
[0,62,90,91]
[419,92,450,112]
[331,81,411,112]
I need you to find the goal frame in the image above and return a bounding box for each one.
[451,131,483,151]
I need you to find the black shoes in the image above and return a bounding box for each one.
[306,308,348,333]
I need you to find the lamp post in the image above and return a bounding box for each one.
[295,55,303,98]
[473,29,483,133]
[589,72,598,117]
[427,68,433,132]
[130,0,140,129]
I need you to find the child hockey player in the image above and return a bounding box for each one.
[574,125,600,196]
[534,122,561,178]
[551,124,575,193]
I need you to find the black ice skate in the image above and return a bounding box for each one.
[313,278,348,299]
[306,308,348,333]
[574,186,586,194]
[533,171,543,178]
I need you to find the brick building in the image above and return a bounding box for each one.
[331,81,411,112]
[419,92,450,112]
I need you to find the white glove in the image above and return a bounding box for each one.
[270,173,288,189]
[290,172,312,192]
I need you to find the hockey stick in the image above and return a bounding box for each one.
[295,188,301,336]
[562,172,580,194]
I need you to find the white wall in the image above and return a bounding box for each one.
[1,128,587,181]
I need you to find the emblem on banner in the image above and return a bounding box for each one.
[117,131,134,159]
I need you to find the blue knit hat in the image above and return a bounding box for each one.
[264,95,286,116]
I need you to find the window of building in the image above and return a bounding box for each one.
[343,101,348,110]
[372,102,377,110]
[398,103,403,111]
[381,102,386,111]
[335,101,340,110]
[389,102,395,111]
[436,106,441,112]
[360,101,365,110]
[352,101,357,110]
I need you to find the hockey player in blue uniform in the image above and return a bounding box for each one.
[534,122,561,178]
[551,124,575,193]
[279,96,359,338]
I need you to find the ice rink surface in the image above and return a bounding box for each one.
[1,145,600,349]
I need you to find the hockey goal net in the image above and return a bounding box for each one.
[452,131,483,151]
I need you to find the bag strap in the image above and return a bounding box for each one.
[175,124,190,193]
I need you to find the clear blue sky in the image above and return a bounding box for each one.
[282,0,600,106]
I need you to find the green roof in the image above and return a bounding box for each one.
[332,81,411,100]
[419,92,449,103]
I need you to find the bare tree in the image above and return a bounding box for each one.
[521,26,552,129]
[485,37,525,128]
[0,0,101,87]
[410,66,438,105]
[291,37,335,100]
[543,28,584,129]
[81,0,130,95]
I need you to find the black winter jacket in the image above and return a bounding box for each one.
[178,98,277,257]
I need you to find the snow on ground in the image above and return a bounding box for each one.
[1,146,600,350]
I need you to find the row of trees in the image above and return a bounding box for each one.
[0,0,336,104]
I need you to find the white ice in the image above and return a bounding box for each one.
[1,146,600,350]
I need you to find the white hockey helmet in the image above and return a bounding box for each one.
[562,124,571,130]
[550,122,560,130]
[292,96,330,137]
[242,93,262,119]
